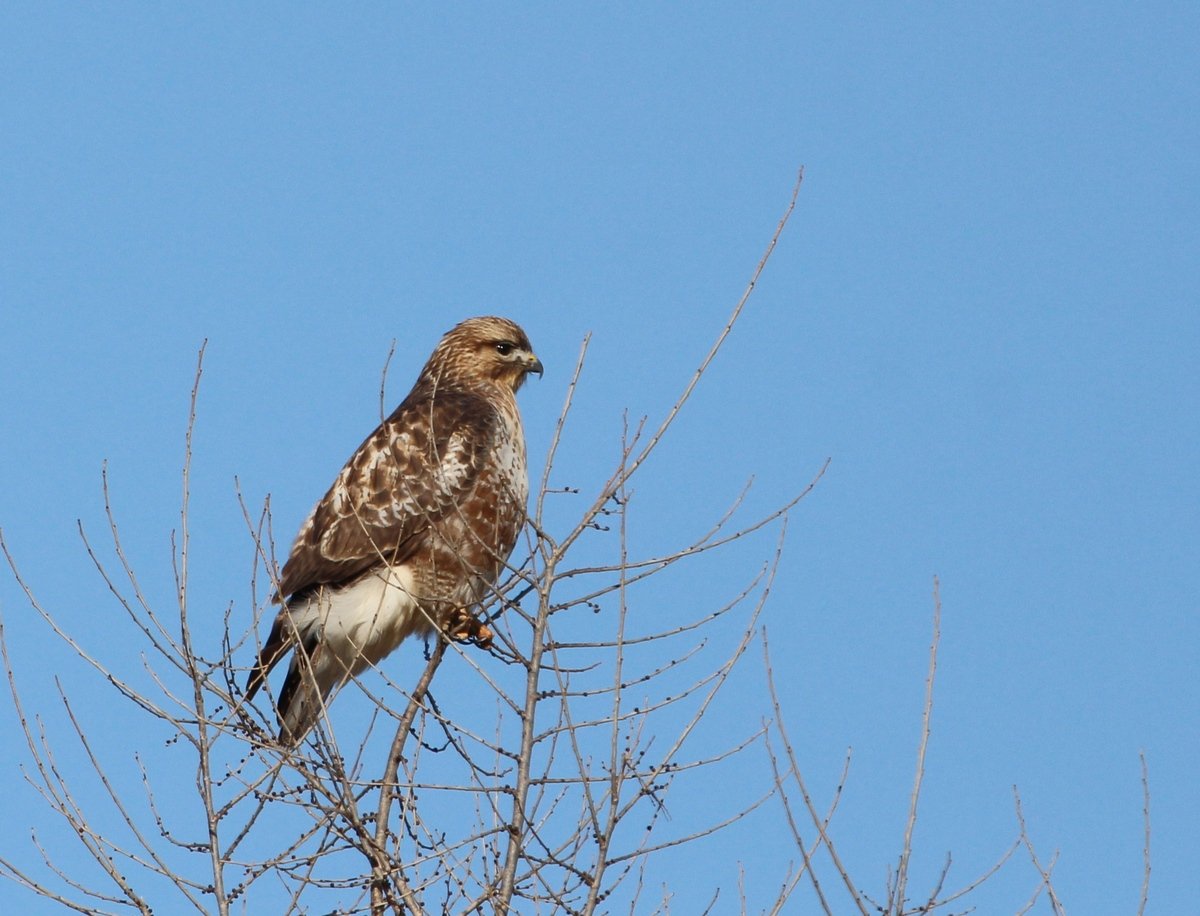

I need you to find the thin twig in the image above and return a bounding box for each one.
[895,576,941,911]
[1013,787,1066,916]
[1138,750,1151,916]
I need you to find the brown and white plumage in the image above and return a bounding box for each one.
[246,316,542,745]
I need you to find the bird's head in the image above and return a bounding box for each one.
[429,316,543,393]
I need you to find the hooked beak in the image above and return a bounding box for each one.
[524,354,544,378]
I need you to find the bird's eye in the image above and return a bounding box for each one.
[494,342,514,356]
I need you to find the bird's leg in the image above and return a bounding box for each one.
[443,607,494,649]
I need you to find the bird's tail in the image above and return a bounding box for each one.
[248,574,424,745]
[273,636,346,746]
[244,613,290,704]
[245,607,343,746]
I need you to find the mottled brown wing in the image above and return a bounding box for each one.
[276,389,499,601]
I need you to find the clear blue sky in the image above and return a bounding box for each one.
[1,4,1196,913]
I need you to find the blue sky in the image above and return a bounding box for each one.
[1,4,1196,913]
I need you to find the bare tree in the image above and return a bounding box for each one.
[0,172,1151,915]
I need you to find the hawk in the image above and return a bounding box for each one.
[246,316,542,745]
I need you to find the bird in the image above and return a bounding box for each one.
[245,316,542,745]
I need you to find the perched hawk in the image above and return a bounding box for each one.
[246,316,542,745]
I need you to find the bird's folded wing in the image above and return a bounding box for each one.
[275,390,496,601]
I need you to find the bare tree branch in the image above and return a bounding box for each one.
[1138,750,1151,916]
[894,576,941,912]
